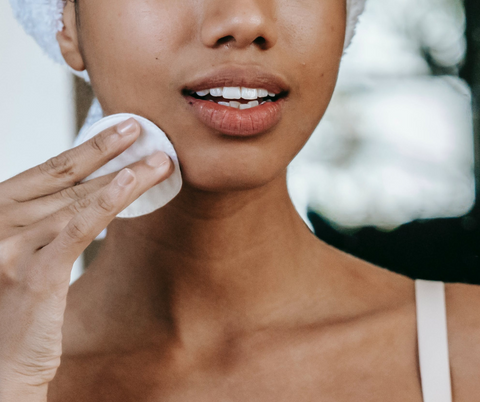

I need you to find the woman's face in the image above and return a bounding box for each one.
[68,0,345,192]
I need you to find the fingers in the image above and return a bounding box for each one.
[38,152,173,269]
[113,150,174,208]
[39,169,137,270]
[0,118,141,203]
[11,172,117,227]
[10,149,175,227]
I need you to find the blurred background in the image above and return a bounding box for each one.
[1,0,479,284]
[290,0,480,283]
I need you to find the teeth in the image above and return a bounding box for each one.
[241,88,258,100]
[217,100,262,109]
[196,89,210,96]
[210,88,223,97]
[257,89,269,98]
[194,86,276,100]
[223,87,242,100]
[192,85,278,109]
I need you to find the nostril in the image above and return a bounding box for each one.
[253,37,267,48]
[215,35,268,49]
[216,35,235,47]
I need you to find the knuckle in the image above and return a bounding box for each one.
[69,196,92,215]
[64,217,89,242]
[95,193,116,214]
[40,153,75,180]
[0,272,16,290]
[60,184,88,201]
[0,256,20,285]
[0,237,23,286]
[0,266,20,288]
[90,133,110,154]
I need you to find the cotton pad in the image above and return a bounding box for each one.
[73,113,183,218]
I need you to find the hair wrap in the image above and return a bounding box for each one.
[346,0,367,49]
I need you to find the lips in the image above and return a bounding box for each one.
[182,67,289,137]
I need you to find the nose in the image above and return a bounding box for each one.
[201,1,278,50]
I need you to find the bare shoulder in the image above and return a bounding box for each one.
[445,282,480,401]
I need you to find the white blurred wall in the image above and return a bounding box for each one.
[288,0,475,229]
[0,0,83,283]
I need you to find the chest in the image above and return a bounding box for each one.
[47,323,424,402]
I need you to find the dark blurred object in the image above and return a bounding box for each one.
[74,76,98,268]
[310,0,480,284]
[74,76,94,133]
[309,211,480,283]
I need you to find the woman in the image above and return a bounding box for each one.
[1,0,479,401]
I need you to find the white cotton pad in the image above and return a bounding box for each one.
[74,113,183,218]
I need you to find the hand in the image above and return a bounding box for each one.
[0,118,173,401]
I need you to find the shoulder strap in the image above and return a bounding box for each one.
[415,279,453,402]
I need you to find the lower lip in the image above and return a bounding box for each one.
[185,96,285,137]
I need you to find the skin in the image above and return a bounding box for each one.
[1,0,480,401]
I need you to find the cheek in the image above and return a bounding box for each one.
[277,0,345,119]
[79,0,194,113]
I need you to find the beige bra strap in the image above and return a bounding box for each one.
[415,279,453,402]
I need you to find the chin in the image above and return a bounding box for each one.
[178,156,285,193]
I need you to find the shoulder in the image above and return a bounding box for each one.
[446,282,480,344]
[445,282,480,401]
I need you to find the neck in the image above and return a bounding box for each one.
[70,174,339,353]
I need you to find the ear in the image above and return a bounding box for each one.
[56,1,85,72]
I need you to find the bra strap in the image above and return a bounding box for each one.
[415,279,453,402]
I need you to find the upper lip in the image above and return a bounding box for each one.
[182,66,290,95]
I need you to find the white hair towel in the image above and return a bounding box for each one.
[346,0,367,49]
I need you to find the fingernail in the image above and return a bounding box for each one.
[115,169,135,187]
[117,118,138,136]
[146,151,170,168]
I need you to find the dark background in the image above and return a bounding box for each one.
[309,0,480,284]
